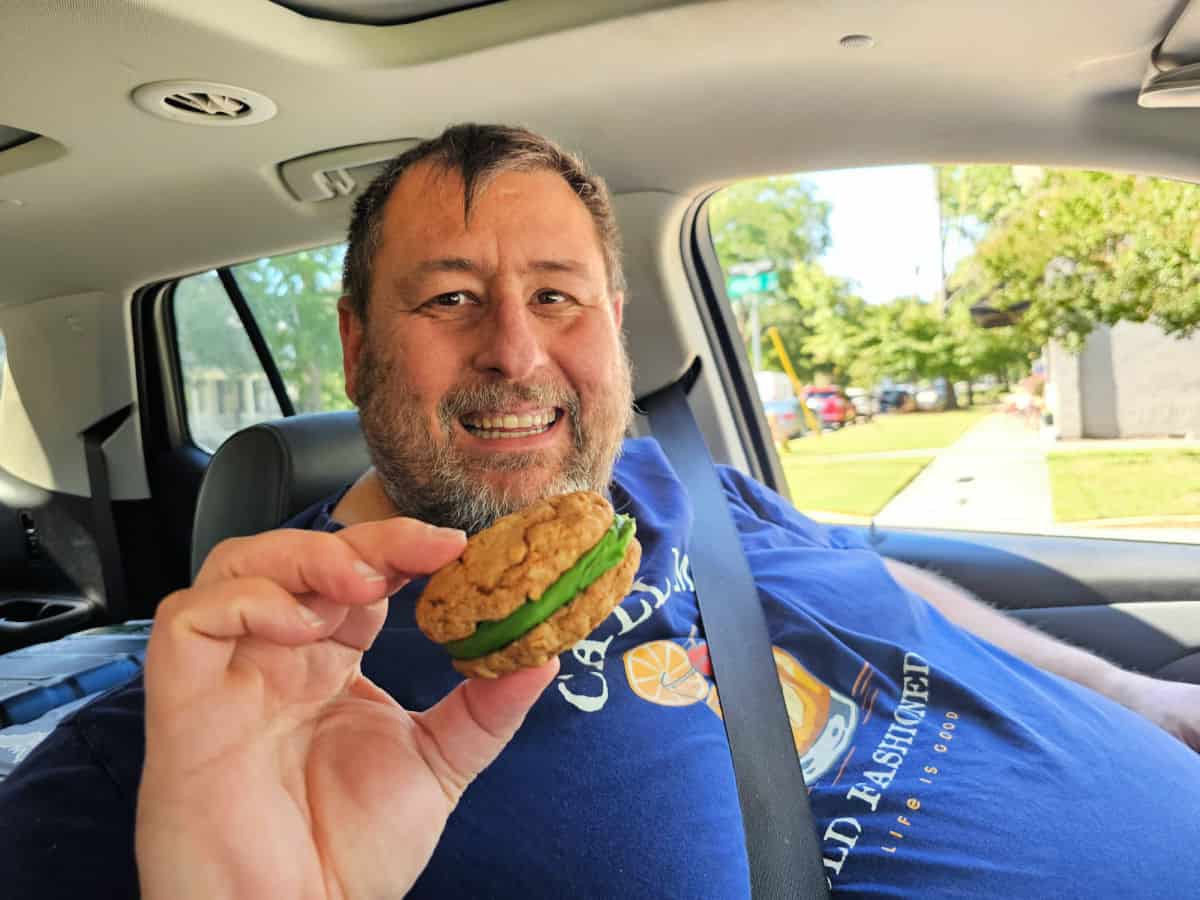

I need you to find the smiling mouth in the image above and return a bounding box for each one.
[460,407,563,440]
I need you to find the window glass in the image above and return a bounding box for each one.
[174,271,282,452]
[173,242,353,452]
[231,244,353,415]
[709,166,1200,544]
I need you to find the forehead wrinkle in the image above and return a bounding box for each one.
[527,259,589,275]
[417,257,479,274]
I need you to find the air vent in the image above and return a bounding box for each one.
[131,81,278,127]
[162,92,250,119]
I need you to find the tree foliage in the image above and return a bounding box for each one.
[707,170,1036,393]
[708,175,831,277]
[708,176,834,377]
[174,271,261,376]
[234,244,353,413]
[946,167,1200,347]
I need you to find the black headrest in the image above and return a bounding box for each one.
[190,411,371,579]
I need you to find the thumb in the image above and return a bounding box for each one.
[416,659,559,801]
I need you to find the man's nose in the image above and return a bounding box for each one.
[470,293,549,381]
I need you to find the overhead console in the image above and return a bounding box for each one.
[266,0,504,26]
[0,125,64,180]
[1140,0,1200,107]
[277,139,422,203]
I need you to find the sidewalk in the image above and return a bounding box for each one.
[874,414,1053,531]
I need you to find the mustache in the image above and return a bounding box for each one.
[438,380,581,427]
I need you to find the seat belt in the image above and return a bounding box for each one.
[639,359,830,900]
[82,405,133,623]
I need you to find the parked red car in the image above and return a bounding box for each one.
[820,392,850,428]
[804,387,856,429]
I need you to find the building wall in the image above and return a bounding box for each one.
[1046,341,1083,439]
[1050,322,1200,439]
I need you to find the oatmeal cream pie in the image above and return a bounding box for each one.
[415,491,641,678]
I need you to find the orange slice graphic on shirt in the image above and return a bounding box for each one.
[623,640,711,707]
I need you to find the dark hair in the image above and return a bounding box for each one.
[342,123,626,320]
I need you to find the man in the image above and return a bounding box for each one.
[1,123,1199,898]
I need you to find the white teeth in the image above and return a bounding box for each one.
[464,408,556,431]
[473,425,552,440]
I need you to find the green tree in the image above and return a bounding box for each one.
[937,165,1026,252]
[708,175,831,274]
[234,245,354,413]
[708,176,832,373]
[174,271,260,376]
[787,262,870,383]
[953,169,1200,346]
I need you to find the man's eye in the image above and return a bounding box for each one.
[427,291,475,308]
[535,290,572,305]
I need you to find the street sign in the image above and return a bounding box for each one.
[726,270,779,298]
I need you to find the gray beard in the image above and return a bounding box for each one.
[354,341,633,534]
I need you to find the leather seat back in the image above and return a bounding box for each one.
[190,411,370,578]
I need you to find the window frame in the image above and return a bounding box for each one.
[215,267,296,419]
[165,250,342,453]
[680,190,792,501]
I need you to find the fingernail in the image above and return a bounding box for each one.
[298,604,325,628]
[354,560,387,582]
[429,524,467,541]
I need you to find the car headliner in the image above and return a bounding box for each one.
[0,0,1197,307]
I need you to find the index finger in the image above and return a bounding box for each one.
[195,519,466,604]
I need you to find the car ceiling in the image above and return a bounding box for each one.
[0,0,1197,309]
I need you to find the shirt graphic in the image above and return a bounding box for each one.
[623,636,859,782]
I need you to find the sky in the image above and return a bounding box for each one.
[803,165,956,305]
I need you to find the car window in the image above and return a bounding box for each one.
[174,271,285,452]
[708,165,1200,545]
[173,243,352,452]
[231,245,352,416]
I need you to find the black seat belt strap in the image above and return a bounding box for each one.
[82,405,133,623]
[640,360,829,900]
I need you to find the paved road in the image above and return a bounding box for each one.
[874,414,1054,531]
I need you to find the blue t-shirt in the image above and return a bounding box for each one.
[1,436,1198,898]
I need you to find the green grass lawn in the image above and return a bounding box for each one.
[783,407,993,457]
[780,456,933,518]
[1047,450,1200,522]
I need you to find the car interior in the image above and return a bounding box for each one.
[2,0,1199,801]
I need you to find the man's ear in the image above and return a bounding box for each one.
[338,295,364,405]
[610,291,625,330]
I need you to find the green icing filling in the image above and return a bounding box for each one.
[445,513,636,660]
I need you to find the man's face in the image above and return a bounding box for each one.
[339,161,633,532]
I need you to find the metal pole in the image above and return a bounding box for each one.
[749,292,762,371]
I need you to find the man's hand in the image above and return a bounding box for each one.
[135,520,558,900]
[1104,670,1200,752]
